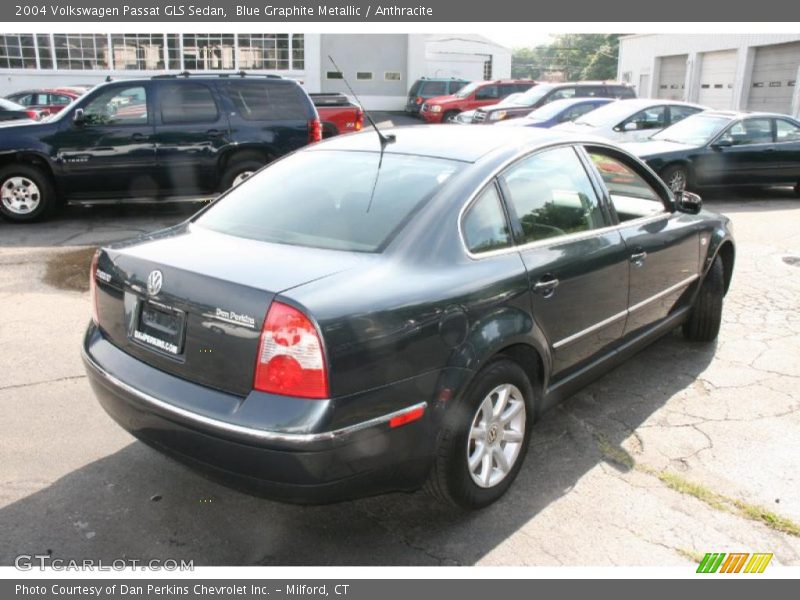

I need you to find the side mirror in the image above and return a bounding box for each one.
[676,190,702,214]
[623,122,639,131]
[712,138,732,149]
[72,108,85,125]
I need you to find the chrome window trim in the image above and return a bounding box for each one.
[82,347,426,446]
[458,142,673,261]
[551,273,699,349]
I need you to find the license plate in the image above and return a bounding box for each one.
[133,302,185,356]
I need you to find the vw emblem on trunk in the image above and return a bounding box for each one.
[147,270,163,296]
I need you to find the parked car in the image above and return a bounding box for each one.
[83,125,735,508]
[405,77,470,116]
[0,98,42,122]
[0,74,321,222]
[494,97,615,129]
[622,110,800,194]
[472,81,636,124]
[420,79,536,123]
[553,99,706,142]
[453,93,525,124]
[5,88,83,117]
[309,92,364,138]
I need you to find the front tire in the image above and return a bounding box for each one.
[426,359,535,509]
[683,256,724,342]
[442,110,460,124]
[0,164,56,223]
[661,164,689,193]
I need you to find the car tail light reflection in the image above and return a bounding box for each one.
[254,301,329,399]
[415,96,422,105]
[26,110,39,121]
[89,250,100,325]
[308,118,322,143]
[355,109,364,131]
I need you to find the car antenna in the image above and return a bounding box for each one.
[327,55,395,148]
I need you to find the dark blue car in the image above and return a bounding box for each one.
[495,97,614,129]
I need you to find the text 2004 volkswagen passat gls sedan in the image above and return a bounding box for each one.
[83,126,735,508]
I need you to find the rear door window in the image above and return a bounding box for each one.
[449,81,468,94]
[501,146,606,243]
[223,81,309,121]
[159,82,219,124]
[462,184,512,254]
[576,86,605,97]
[420,81,447,97]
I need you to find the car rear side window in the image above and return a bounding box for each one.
[160,83,218,124]
[669,105,702,124]
[194,150,463,252]
[224,81,309,121]
[462,184,512,254]
[501,146,605,243]
[421,81,447,96]
[587,151,666,222]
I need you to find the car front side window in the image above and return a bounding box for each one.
[83,86,148,126]
[775,119,800,142]
[587,150,667,222]
[501,146,606,244]
[719,118,773,145]
[622,106,667,131]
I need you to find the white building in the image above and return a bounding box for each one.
[618,34,800,117]
[0,33,510,110]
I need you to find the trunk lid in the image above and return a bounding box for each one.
[94,224,369,396]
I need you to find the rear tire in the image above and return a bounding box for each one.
[0,163,56,223]
[425,359,535,509]
[661,164,690,193]
[683,256,724,342]
[220,155,268,191]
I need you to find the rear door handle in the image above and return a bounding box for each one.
[630,251,648,266]
[131,132,147,142]
[206,129,223,138]
[533,276,559,298]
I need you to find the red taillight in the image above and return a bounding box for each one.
[308,118,322,143]
[415,96,422,105]
[89,250,100,325]
[355,109,364,131]
[254,301,328,399]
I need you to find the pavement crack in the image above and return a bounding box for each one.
[0,375,87,392]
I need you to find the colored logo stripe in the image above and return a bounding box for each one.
[696,552,773,573]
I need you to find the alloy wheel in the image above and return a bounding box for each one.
[466,383,526,488]
[668,170,687,192]
[1,176,41,215]
[232,171,254,187]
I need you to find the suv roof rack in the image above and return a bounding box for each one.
[150,70,283,80]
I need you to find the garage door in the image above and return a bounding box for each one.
[747,42,800,114]
[657,55,687,100]
[698,50,738,109]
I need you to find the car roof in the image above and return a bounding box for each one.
[699,110,795,120]
[310,124,607,163]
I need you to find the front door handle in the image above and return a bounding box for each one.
[533,276,559,298]
[206,129,223,137]
[131,132,147,142]
[630,251,648,266]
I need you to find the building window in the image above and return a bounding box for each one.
[483,58,493,81]
[237,34,304,71]
[291,34,304,70]
[53,34,110,70]
[356,72,373,80]
[182,34,235,71]
[384,71,401,81]
[110,34,173,70]
[326,71,343,80]
[0,34,38,69]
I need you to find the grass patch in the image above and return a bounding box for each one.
[43,247,97,292]
[593,435,800,537]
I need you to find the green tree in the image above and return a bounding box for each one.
[512,34,622,81]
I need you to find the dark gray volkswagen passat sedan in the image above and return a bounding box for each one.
[83,126,735,508]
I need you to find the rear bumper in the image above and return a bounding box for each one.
[82,326,436,503]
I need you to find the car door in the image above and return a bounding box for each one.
[472,84,500,110]
[51,83,157,199]
[498,145,630,377]
[771,118,800,184]
[701,117,776,186]
[153,81,231,195]
[585,147,701,337]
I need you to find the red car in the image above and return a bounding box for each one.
[310,93,364,138]
[420,79,536,123]
[5,87,85,118]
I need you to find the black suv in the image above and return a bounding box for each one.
[472,81,636,124]
[0,73,320,222]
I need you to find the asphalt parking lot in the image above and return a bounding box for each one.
[1,117,799,566]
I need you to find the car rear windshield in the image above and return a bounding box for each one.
[194,150,464,252]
